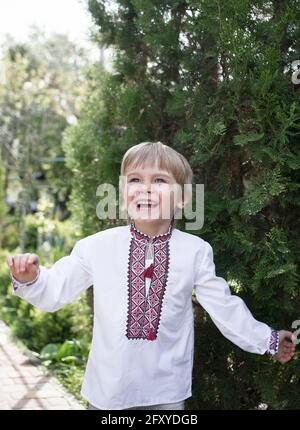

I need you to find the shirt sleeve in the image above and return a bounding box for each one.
[11,267,41,290]
[194,240,277,355]
[12,239,93,312]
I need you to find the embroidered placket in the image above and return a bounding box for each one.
[126,220,174,341]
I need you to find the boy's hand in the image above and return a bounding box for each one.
[6,253,40,283]
[274,330,296,363]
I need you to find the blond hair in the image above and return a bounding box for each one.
[120,141,193,224]
[121,141,193,185]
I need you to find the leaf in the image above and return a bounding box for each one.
[40,343,59,360]
[56,340,81,361]
[213,122,226,136]
[233,132,264,146]
[61,356,79,364]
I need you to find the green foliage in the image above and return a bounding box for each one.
[0,156,7,246]
[0,31,89,229]
[39,339,90,366]
[0,214,92,353]
[83,0,300,409]
[240,167,288,216]
[49,363,87,406]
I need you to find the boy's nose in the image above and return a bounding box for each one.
[137,191,152,200]
[137,181,152,193]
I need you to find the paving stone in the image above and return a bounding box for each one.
[0,321,85,410]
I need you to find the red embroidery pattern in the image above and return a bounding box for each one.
[126,220,174,341]
[143,263,153,278]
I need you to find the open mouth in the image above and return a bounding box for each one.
[136,201,158,209]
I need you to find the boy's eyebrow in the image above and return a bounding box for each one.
[126,171,172,179]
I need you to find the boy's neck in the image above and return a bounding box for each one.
[132,218,174,238]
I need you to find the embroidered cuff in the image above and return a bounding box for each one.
[266,329,280,356]
[11,267,41,291]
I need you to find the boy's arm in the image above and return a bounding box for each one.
[194,240,278,355]
[11,239,93,312]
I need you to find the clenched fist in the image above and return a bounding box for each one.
[6,253,40,283]
[274,330,297,364]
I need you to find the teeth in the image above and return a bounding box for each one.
[136,201,157,208]
[136,201,157,205]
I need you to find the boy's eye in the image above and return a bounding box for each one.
[128,178,166,183]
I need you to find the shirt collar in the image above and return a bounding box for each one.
[130,218,175,243]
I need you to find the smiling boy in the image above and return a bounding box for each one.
[7,141,295,410]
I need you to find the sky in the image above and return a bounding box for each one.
[0,0,100,60]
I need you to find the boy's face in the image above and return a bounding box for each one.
[122,164,184,222]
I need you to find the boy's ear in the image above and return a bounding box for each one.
[174,183,192,210]
[177,200,187,209]
[176,190,192,210]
